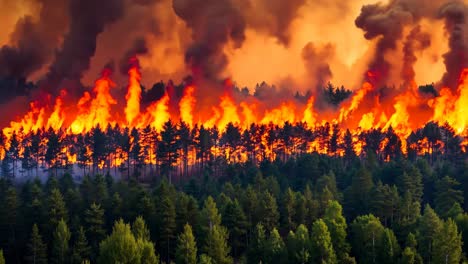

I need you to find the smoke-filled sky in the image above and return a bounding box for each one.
[0,0,467,97]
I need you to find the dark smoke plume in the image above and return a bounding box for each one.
[438,1,468,89]
[0,0,68,102]
[402,25,431,85]
[252,0,306,45]
[119,37,149,74]
[45,0,125,93]
[0,0,68,79]
[355,1,415,86]
[172,0,246,80]
[302,42,334,90]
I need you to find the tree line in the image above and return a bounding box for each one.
[0,145,467,263]
[1,119,465,183]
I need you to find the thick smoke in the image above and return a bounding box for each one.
[401,25,431,85]
[302,42,334,91]
[438,1,468,89]
[355,1,416,86]
[172,0,246,80]
[0,0,68,79]
[45,0,125,92]
[241,0,307,45]
[119,37,149,74]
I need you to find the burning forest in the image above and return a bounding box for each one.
[1,0,468,180]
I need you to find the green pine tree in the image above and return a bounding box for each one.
[51,219,71,264]
[25,224,48,264]
[248,223,267,263]
[287,224,311,264]
[132,216,150,241]
[350,214,385,264]
[434,176,464,218]
[203,225,232,264]
[378,228,400,264]
[98,219,158,264]
[157,195,176,263]
[48,188,68,233]
[84,203,106,259]
[222,199,247,257]
[259,191,279,232]
[0,249,4,264]
[201,196,222,232]
[281,188,297,231]
[265,228,286,264]
[175,224,197,264]
[417,205,442,263]
[310,219,337,264]
[432,219,462,264]
[71,226,90,264]
[323,200,350,262]
[199,254,214,264]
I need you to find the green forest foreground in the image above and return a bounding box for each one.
[0,153,467,264]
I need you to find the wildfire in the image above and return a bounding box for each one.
[3,60,468,162]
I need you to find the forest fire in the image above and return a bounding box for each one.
[1,0,468,179]
[1,58,468,177]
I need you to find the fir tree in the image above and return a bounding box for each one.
[71,226,90,264]
[25,224,48,264]
[51,219,71,264]
[203,225,232,264]
[157,195,176,263]
[84,203,106,259]
[432,219,462,264]
[175,224,197,264]
[310,219,337,264]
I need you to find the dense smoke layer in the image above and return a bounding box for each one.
[0,0,467,106]
[45,0,125,92]
[439,1,468,89]
[301,42,334,91]
[0,0,68,101]
[172,0,246,80]
[401,25,431,85]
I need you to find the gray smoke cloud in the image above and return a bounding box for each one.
[401,25,431,85]
[46,0,125,89]
[172,0,247,80]
[438,1,468,89]
[302,42,334,90]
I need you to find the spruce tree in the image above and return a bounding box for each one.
[98,219,158,264]
[51,219,71,264]
[310,219,337,264]
[25,224,48,264]
[259,191,279,232]
[84,203,106,259]
[248,223,267,263]
[281,188,297,232]
[201,196,222,232]
[287,224,311,264]
[203,225,232,264]
[265,228,286,264]
[71,226,90,264]
[350,214,385,264]
[434,176,464,217]
[432,219,462,264]
[132,216,150,241]
[47,188,68,232]
[157,195,176,263]
[378,228,400,264]
[323,200,350,262]
[222,199,247,257]
[417,205,442,263]
[175,224,197,264]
